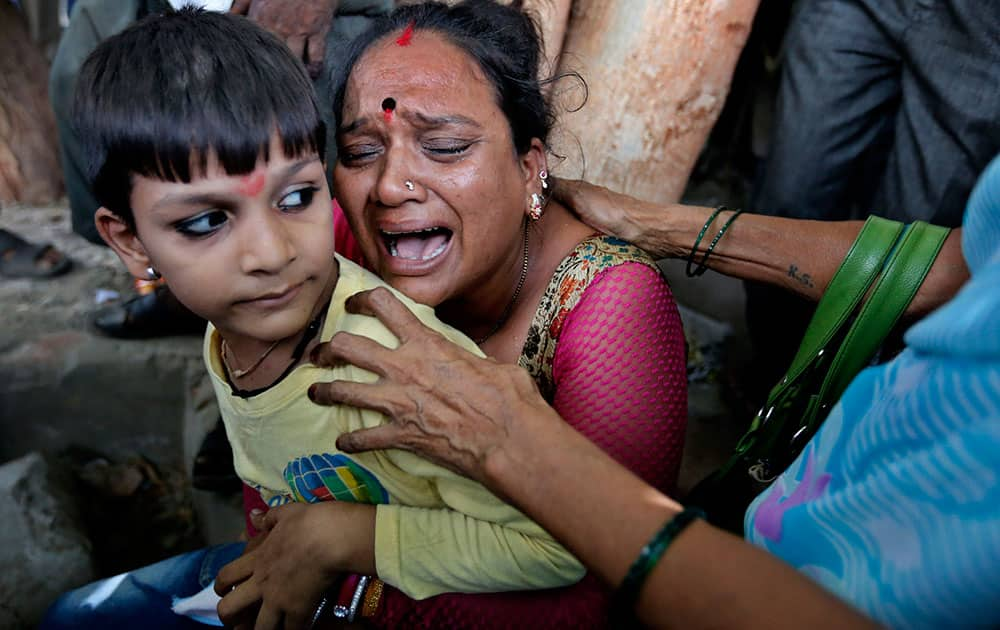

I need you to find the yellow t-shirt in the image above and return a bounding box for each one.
[204,255,583,599]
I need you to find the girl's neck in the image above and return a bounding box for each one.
[219,264,338,392]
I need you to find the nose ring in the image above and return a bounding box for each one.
[404,180,415,191]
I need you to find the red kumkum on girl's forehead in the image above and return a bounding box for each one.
[237,171,266,197]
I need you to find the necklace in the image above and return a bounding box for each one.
[474,221,530,345]
[221,338,280,379]
[221,301,329,380]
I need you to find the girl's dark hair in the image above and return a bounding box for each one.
[73,8,325,227]
[331,0,553,155]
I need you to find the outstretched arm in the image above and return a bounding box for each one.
[314,288,876,629]
[556,179,968,318]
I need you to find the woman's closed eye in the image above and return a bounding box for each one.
[277,185,320,212]
[339,143,382,165]
[424,139,474,159]
[175,209,228,237]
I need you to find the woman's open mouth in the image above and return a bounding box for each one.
[381,227,453,262]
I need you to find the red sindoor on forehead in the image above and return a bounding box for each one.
[382,97,396,122]
[237,171,266,197]
[396,22,414,46]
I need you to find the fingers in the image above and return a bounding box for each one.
[344,287,428,344]
[229,0,251,14]
[217,577,262,627]
[309,379,403,418]
[305,34,327,78]
[215,553,255,595]
[285,34,306,62]
[310,329,393,374]
[253,603,282,630]
[337,424,408,454]
[249,508,270,533]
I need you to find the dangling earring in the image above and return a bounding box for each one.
[146,266,161,280]
[528,193,544,221]
[538,169,548,191]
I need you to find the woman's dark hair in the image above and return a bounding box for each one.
[73,7,325,228]
[330,0,553,155]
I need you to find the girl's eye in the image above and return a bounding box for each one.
[277,186,319,212]
[175,210,227,237]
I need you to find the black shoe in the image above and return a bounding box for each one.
[93,286,205,339]
[191,418,242,494]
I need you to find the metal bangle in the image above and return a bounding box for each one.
[332,575,371,623]
[308,596,329,630]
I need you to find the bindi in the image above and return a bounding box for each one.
[396,22,414,46]
[382,97,397,123]
[237,171,266,197]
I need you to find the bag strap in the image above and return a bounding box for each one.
[766,216,903,400]
[726,217,902,469]
[813,221,950,416]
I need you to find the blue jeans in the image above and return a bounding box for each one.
[40,542,245,629]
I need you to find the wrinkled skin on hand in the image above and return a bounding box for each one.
[554,179,691,259]
[215,502,373,630]
[308,287,556,488]
[231,0,339,77]
[552,179,639,241]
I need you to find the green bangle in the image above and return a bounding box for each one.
[686,207,744,277]
[685,206,725,277]
[614,507,705,615]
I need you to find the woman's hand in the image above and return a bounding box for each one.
[308,287,557,486]
[554,179,691,258]
[215,501,375,630]
[554,179,639,240]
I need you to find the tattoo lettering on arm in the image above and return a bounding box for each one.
[788,264,815,288]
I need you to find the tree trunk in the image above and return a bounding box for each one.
[552,0,759,203]
[523,0,572,74]
[0,2,64,206]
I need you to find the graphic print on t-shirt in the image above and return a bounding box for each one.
[284,453,389,504]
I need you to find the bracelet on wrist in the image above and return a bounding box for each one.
[686,206,743,277]
[613,506,705,615]
[361,577,385,618]
[331,574,370,623]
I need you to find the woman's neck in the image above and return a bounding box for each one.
[439,201,594,361]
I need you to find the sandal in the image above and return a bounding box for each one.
[0,228,72,278]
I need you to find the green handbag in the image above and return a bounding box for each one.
[686,216,951,534]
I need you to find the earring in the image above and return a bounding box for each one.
[539,169,548,191]
[528,193,544,221]
[404,180,415,191]
[145,266,161,280]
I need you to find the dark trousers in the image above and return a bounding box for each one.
[48,0,391,244]
[746,0,1000,400]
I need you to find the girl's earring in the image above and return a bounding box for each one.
[146,266,161,280]
[539,169,548,191]
[529,193,544,221]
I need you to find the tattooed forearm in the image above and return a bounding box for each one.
[787,264,815,288]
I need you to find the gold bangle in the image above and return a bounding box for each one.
[361,578,384,617]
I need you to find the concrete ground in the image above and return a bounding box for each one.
[1,199,748,578]
[1,201,244,568]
